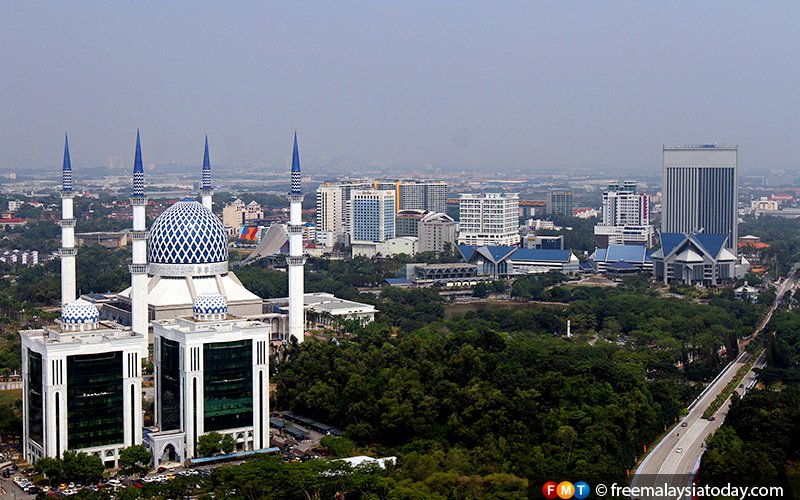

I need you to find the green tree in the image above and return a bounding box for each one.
[221,433,236,454]
[197,432,228,457]
[119,445,152,473]
[319,436,356,458]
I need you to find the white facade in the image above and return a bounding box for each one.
[662,145,738,253]
[352,237,418,257]
[150,313,270,465]
[315,184,343,244]
[457,192,519,247]
[594,181,653,246]
[21,321,147,467]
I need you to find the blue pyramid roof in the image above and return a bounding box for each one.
[659,233,686,257]
[457,245,477,262]
[291,132,300,172]
[479,245,517,263]
[133,130,143,173]
[202,135,211,171]
[692,233,728,258]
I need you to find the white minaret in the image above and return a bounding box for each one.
[59,135,77,305]
[200,135,213,211]
[287,133,306,343]
[130,131,149,338]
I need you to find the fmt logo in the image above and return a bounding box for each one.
[542,481,590,499]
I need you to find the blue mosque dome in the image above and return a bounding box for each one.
[61,298,100,329]
[148,200,229,277]
[193,292,228,320]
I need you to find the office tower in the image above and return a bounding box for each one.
[457,192,520,247]
[396,181,447,213]
[349,189,396,242]
[662,144,738,251]
[315,184,343,245]
[594,181,653,246]
[547,190,574,216]
[418,212,457,253]
[151,293,270,464]
[315,181,371,245]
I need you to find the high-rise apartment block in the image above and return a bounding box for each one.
[349,190,396,243]
[457,192,520,247]
[546,190,574,216]
[315,181,371,246]
[662,145,738,252]
[594,181,653,246]
[316,180,446,246]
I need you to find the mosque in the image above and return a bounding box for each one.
[20,132,307,467]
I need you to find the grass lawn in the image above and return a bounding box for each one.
[0,389,22,406]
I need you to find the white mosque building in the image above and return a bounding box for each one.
[21,133,309,467]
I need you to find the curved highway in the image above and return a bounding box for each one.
[631,268,797,500]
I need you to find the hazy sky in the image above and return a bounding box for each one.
[2,1,800,173]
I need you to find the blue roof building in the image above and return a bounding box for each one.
[651,232,739,286]
[458,245,579,278]
[589,244,654,273]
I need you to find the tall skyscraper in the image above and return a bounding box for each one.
[594,181,652,246]
[397,181,447,213]
[457,192,520,247]
[349,189,396,242]
[547,190,574,216]
[662,144,738,251]
[315,184,343,245]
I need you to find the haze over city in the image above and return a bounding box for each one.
[2,1,800,173]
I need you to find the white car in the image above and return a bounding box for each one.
[675,447,683,453]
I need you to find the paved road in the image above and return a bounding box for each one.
[631,268,797,500]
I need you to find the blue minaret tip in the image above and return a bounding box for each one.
[203,135,211,171]
[290,131,302,195]
[133,129,143,173]
[291,132,300,172]
[62,134,73,192]
[132,130,145,196]
[63,134,72,172]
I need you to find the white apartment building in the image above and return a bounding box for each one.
[594,181,653,246]
[457,192,520,247]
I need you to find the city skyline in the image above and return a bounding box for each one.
[2,2,800,172]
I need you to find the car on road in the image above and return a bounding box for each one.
[680,422,687,427]
[675,447,683,453]
[707,416,716,421]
